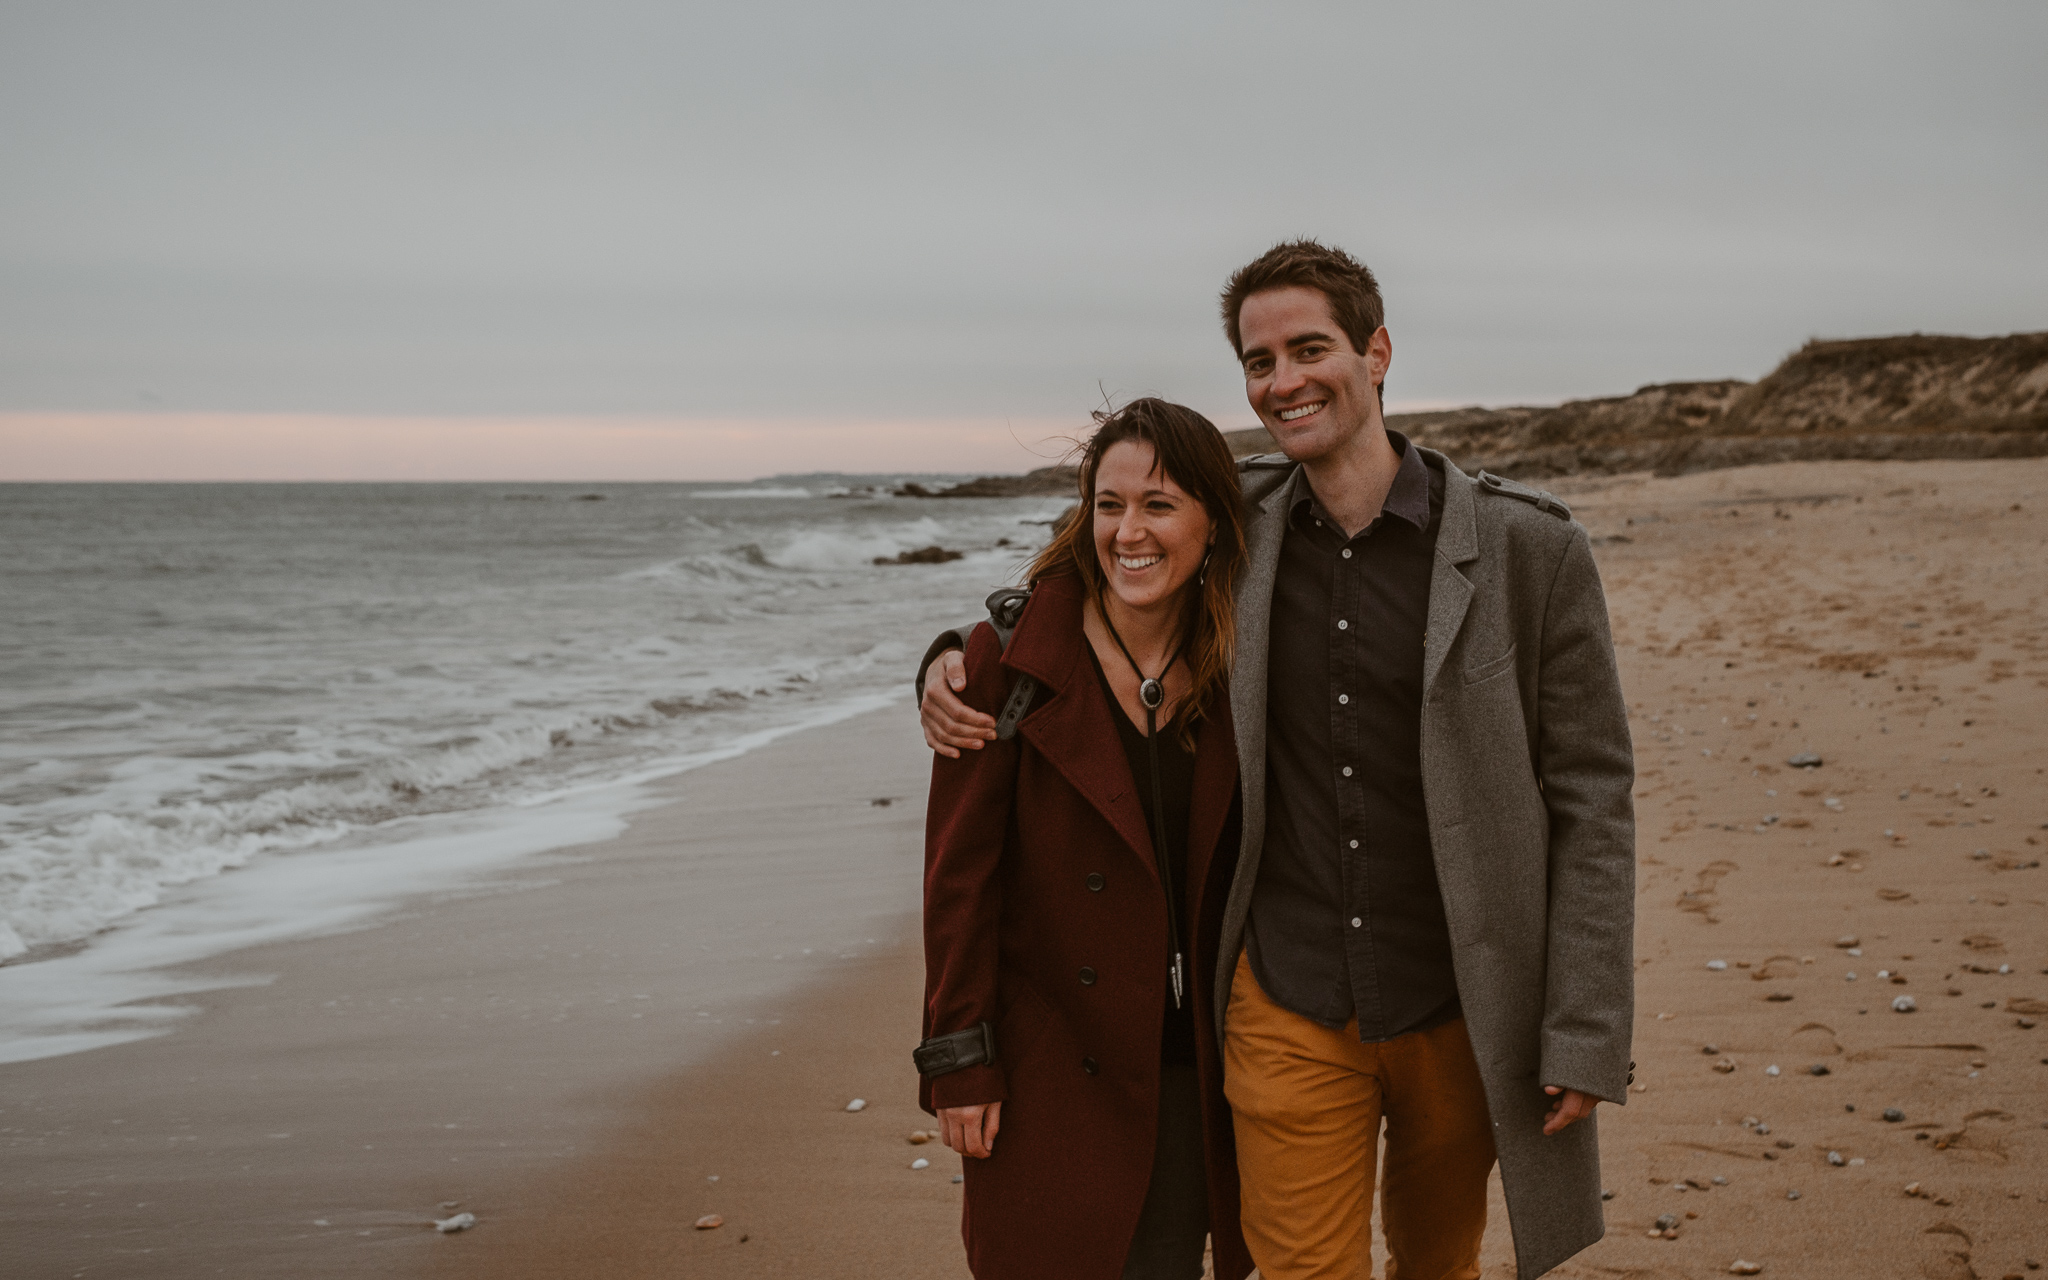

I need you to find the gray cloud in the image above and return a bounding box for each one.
[3,1,2043,425]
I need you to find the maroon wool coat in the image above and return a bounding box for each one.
[920,573,1252,1280]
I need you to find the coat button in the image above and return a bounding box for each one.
[1082,1056,1099,1075]
[1079,966,1097,985]
[1086,873,1105,892]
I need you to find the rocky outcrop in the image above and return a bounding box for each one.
[1405,332,2048,479]
[905,333,2048,491]
[896,465,1077,498]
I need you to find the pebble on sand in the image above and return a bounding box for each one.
[434,1213,477,1234]
[1884,1108,1905,1122]
[911,1157,931,1170]
[695,1215,724,1230]
[845,1098,868,1112]
[1809,1064,1830,1076]
[1707,959,1729,971]
[1827,1151,1845,1166]
[1788,752,1823,768]
[1835,936,1860,948]
[908,1131,934,1144]
[1892,995,1917,1013]
[1730,1262,1764,1276]
[1786,1189,1801,1201]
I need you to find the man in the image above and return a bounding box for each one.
[920,240,1635,1280]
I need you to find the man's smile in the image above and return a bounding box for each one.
[1277,401,1327,423]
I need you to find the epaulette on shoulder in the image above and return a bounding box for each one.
[1238,452,1294,470]
[1475,470,1572,519]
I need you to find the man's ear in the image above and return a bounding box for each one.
[1368,325,1393,384]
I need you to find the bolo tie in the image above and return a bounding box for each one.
[1099,601,1191,1011]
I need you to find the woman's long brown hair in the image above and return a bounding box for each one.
[1024,398,1247,745]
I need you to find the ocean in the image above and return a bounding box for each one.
[0,478,1066,1059]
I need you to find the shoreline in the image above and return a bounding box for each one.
[0,690,900,1066]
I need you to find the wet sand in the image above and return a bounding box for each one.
[6,457,2045,1279]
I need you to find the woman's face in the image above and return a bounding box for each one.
[1091,439,1216,614]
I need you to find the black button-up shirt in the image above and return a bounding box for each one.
[1246,430,1461,1042]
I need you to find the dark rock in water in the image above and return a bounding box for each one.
[875,545,965,566]
[897,466,1078,498]
[1788,752,1823,768]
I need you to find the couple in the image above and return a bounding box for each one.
[914,241,1636,1280]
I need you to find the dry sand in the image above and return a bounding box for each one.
[6,456,2045,1280]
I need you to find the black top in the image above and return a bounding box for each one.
[1247,431,1462,1043]
[1088,644,1200,1067]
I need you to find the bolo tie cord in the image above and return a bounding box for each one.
[1098,598,1191,1010]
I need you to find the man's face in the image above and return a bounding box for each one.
[1237,286,1391,463]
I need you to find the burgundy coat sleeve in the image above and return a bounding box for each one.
[920,621,1018,1113]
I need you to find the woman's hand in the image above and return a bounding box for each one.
[939,1101,1002,1158]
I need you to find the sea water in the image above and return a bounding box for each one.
[0,478,1065,1057]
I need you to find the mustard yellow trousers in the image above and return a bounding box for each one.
[1223,951,1497,1280]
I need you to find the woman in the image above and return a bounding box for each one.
[917,399,1252,1280]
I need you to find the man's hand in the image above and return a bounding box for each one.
[1541,1085,1597,1136]
[940,1101,1001,1158]
[922,650,997,757]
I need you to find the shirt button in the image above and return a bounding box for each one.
[1337,619,1349,630]
[1349,839,1359,848]
[1341,548,1352,559]
[1338,694,1348,705]
[1085,872,1105,892]
[1082,1056,1100,1075]
[1079,966,1097,986]
[1342,766,1353,777]
[1351,917,1363,928]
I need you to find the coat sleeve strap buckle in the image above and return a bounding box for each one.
[913,1022,998,1078]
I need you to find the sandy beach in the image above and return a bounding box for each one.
[5,455,2045,1279]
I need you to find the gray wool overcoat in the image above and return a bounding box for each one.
[1220,449,1635,1280]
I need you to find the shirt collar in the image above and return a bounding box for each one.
[1290,429,1432,534]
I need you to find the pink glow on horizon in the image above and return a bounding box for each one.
[0,414,1091,482]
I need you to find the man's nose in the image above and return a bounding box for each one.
[1269,356,1307,400]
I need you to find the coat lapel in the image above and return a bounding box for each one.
[1007,577,1162,882]
[1421,450,1479,693]
[1229,465,1299,841]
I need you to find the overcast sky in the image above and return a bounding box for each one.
[3,1,2045,473]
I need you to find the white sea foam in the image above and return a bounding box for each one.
[0,692,896,1064]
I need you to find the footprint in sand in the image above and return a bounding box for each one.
[1677,861,1739,923]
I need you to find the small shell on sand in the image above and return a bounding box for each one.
[845,1099,867,1112]
[434,1213,477,1234]
[1891,995,1917,1013]
[911,1157,930,1170]
[695,1214,724,1230]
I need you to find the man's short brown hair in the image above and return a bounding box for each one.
[1220,239,1384,360]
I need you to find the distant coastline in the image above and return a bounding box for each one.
[898,330,2048,496]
